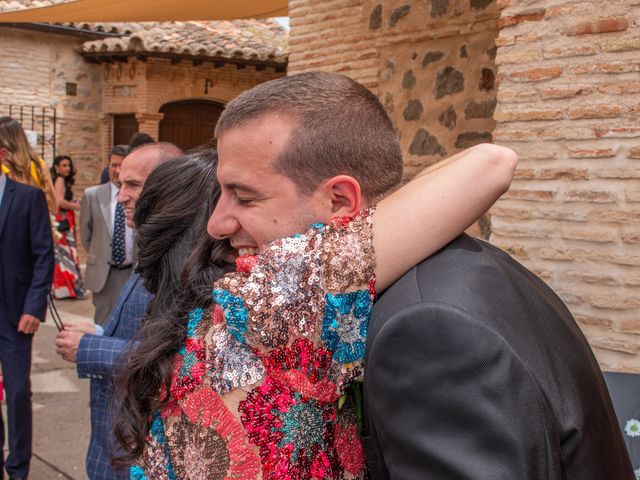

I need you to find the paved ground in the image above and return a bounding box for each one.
[2,295,95,480]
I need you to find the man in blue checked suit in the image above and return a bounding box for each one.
[55,143,181,479]
[60,274,151,479]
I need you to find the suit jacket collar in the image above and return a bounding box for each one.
[97,182,113,237]
[103,273,140,336]
[0,177,16,240]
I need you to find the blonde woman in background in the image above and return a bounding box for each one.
[0,116,57,214]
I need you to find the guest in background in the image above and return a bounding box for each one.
[0,141,54,480]
[50,155,86,299]
[100,133,153,185]
[100,145,129,185]
[0,116,57,214]
[127,132,154,150]
[80,147,132,326]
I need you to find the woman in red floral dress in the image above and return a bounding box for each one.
[50,155,86,299]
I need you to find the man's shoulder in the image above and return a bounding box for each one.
[83,182,110,198]
[371,234,542,328]
[8,177,42,197]
[378,234,510,299]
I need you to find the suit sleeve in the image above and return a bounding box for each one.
[79,190,92,252]
[76,333,130,378]
[365,303,555,480]
[22,188,54,321]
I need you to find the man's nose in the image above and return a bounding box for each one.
[117,187,127,204]
[207,201,240,239]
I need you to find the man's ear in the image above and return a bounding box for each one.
[0,147,8,161]
[323,175,362,217]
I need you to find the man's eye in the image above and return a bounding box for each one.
[237,197,253,206]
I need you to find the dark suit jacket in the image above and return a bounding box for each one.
[76,273,152,480]
[363,234,633,480]
[0,177,54,324]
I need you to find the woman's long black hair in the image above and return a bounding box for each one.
[51,155,76,185]
[51,155,75,201]
[112,148,231,465]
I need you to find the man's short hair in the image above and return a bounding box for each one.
[110,144,129,159]
[128,132,155,150]
[215,72,403,201]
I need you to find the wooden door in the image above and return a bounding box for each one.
[113,114,138,146]
[159,100,224,151]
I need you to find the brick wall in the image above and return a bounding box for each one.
[493,0,640,371]
[0,27,103,193]
[289,0,640,371]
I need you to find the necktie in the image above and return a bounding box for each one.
[112,201,126,265]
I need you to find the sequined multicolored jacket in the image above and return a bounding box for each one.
[132,209,376,480]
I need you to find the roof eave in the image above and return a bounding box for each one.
[81,50,287,72]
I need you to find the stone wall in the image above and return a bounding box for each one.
[99,57,285,169]
[289,0,640,371]
[289,0,500,181]
[0,27,103,192]
[492,0,640,371]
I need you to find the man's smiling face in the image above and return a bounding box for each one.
[117,147,161,228]
[207,113,328,255]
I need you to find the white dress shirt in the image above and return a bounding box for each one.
[110,182,134,265]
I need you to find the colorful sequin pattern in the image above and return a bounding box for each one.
[130,412,177,480]
[136,208,376,480]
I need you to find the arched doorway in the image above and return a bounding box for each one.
[159,100,224,151]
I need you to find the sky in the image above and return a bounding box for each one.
[274,16,290,30]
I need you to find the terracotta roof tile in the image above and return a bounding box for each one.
[81,20,287,64]
[1,0,70,10]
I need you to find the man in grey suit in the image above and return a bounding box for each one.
[80,145,132,325]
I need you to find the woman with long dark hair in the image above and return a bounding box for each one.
[113,148,232,468]
[50,155,86,299]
